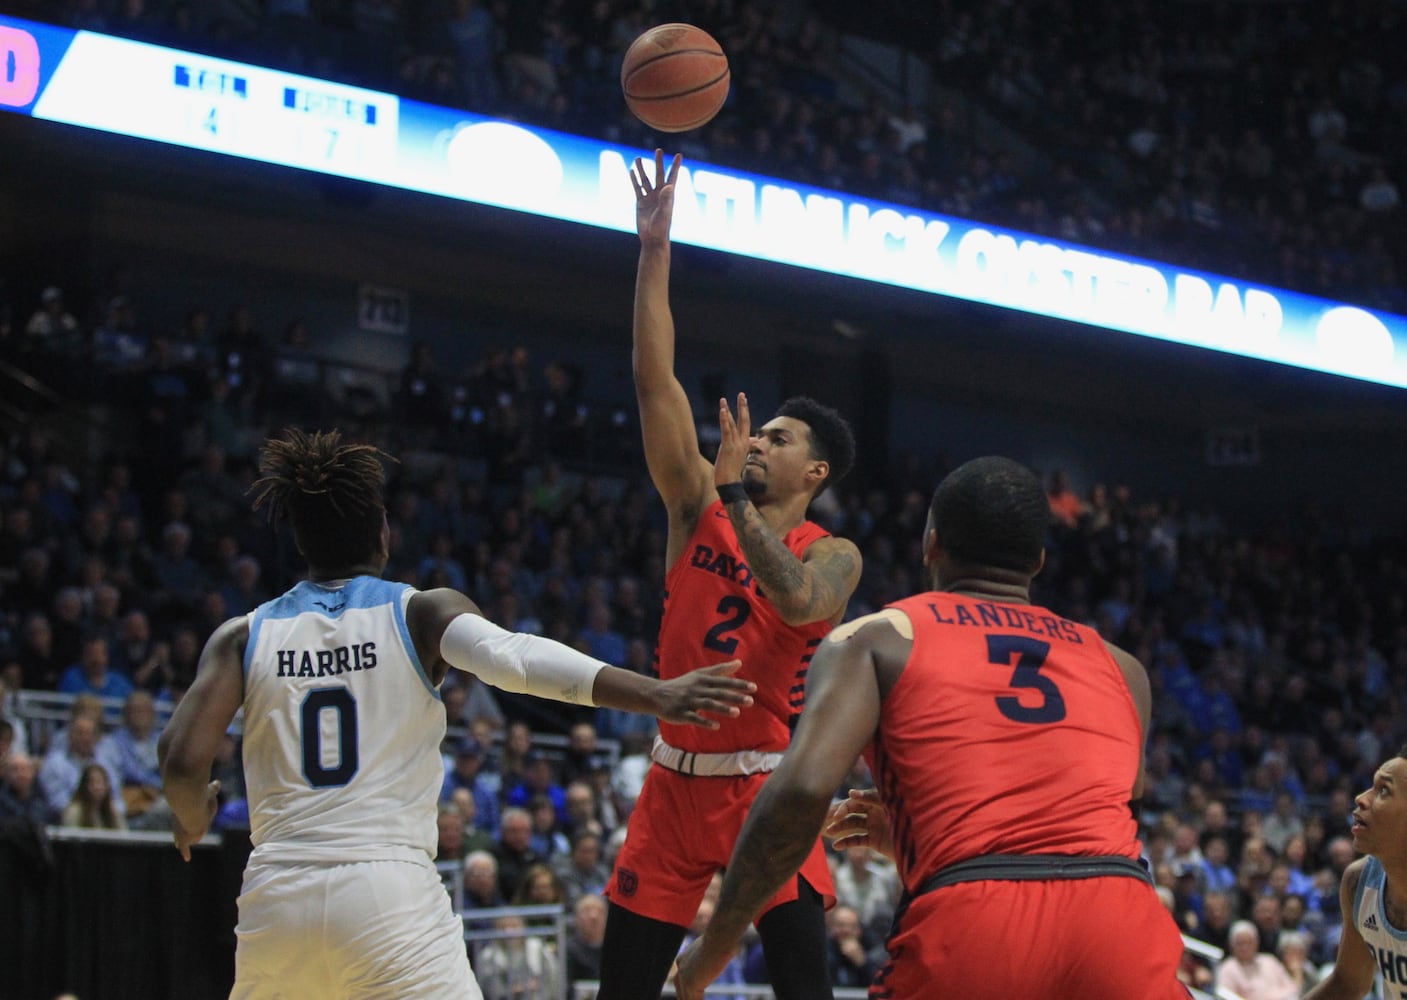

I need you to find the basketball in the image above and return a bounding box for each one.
[621,23,730,133]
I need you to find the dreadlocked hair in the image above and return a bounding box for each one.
[249,428,390,571]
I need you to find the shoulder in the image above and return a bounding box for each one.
[1343,856,1370,895]
[1099,636,1143,667]
[209,615,251,649]
[824,607,915,646]
[1100,638,1150,686]
[406,587,481,629]
[801,535,863,590]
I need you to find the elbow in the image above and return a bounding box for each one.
[633,372,666,400]
[158,732,206,784]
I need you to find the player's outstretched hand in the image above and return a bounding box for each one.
[714,393,751,490]
[653,659,754,728]
[172,779,221,862]
[823,787,894,860]
[631,148,682,246]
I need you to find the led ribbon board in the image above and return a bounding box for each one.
[3,13,1406,388]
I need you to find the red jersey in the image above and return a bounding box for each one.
[655,499,833,755]
[865,592,1144,896]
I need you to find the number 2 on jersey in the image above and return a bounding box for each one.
[703,596,752,654]
[987,634,1066,724]
[300,687,359,787]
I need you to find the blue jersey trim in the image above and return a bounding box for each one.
[1364,856,1407,941]
[243,609,263,675]
[248,577,439,698]
[392,587,438,699]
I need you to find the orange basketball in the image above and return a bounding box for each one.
[621,23,730,133]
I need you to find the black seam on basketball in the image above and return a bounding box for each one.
[623,47,726,77]
[625,67,731,101]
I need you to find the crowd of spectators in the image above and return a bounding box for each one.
[0,4,1404,991]
[0,267,1405,994]
[12,0,1403,314]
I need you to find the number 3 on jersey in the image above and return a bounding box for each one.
[301,687,359,787]
[703,596,752,655]
[987,634,1066,724]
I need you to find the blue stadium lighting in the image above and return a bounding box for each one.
[3,13,1405,388]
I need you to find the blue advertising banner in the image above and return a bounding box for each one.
[3,13,1404,388]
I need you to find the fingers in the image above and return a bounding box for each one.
[701,658,745,676]
[735,392,750,437]
[828,831,867,850]
[823,807,869,832]
[849,787,882,804]
[823,800,879,844]
[635,151,682,204]
[718,396,736,433]
[682,712,720,730]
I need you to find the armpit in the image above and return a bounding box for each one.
[828,607,913,642]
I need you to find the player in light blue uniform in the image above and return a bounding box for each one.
[160,429,753,1000]
[1305,746,1407,1000]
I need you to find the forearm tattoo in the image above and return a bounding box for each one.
[722,496,855,621]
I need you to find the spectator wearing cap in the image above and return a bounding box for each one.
[506,749,568,826]
[441,735,500,834]
[1169,862,1204,933]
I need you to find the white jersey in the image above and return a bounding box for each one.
[242,576,444,864]
[1353,855,1407,999]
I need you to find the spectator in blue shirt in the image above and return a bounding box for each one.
[579,601,626,667]
[1199,835,1239,895]
[506,750,567,825]
[58,635,135,700]
[96,690,164,821]
[441,736,500,834]
[37,712,124,822]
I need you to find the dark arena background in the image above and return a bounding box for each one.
[0,1,1404,998]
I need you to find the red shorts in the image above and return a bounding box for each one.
[605,764,836,928]
[871,876,1190,1000]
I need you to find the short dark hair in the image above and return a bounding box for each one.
[930,456,1047,573]
[249,428,389,572]
[774,397,855,498]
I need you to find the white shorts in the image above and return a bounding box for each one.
[231,856,482,1000]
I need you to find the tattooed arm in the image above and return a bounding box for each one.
[721,496,862,626]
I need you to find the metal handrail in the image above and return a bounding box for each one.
[0,354,68,405]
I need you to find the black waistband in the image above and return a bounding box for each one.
[915,853,1152,896]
